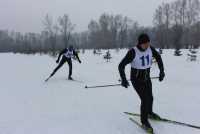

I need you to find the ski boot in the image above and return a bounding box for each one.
[149,112,161,120]
[142,121,154,134]
[68,76,73,80]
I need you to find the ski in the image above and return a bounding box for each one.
[45,77,83,83]
[68,79,83,83]
[124,112,200,130]
[129,117,155,134]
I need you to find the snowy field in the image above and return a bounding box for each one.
[0,49,200,134]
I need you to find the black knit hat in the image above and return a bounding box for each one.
[138,33,150,45]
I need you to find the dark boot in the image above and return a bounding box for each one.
[68,76,73,80]
[142,120,153,133]
[149,112,161,120]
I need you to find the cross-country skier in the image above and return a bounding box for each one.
[118,33,165,132]
[45,45,81,82]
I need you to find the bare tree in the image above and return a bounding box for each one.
[118,16,132,48]
[58,14,75,48]
[87,13,133,49]
[99,13,112,48]
[43,14,58,55]
[88,20,100,48]
[110,15,121,48]
[153,5,166,48]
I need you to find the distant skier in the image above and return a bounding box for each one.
[118,33,165,132]
[45,45,81,82]
[104,50,112,62]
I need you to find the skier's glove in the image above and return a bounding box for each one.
[121,79,129,88]
[79,60,82,64]
[56,59,59,63]
[159,71,165,81]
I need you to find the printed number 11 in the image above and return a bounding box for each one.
[140,55,150,66]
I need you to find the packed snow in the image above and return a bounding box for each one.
[0,49,199,134]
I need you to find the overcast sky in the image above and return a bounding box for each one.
[0,0,175,33]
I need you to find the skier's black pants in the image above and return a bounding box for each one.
[131,79,153,124]
[50,56,72,78]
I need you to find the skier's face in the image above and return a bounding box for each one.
[141,42,150,50]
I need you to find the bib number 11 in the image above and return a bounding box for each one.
[140,55,150,66]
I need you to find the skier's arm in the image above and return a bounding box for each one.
[57,49,66,62]
[150,46,164,72]
[118,49,135,81]
[74,50,81,63]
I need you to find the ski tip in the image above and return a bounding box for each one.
[124,112,128,115]
[124,112,132,115]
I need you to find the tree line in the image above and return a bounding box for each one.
[0,0,200,54]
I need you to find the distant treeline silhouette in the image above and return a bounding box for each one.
[0,0,199,54]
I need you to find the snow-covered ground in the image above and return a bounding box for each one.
[0,49,200,134]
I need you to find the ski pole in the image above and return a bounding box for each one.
[85,77,160,89]
[85,83,121,89]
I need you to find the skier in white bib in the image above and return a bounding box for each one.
[118,33,165,132]
[46,45,81,81]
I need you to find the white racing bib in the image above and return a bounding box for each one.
[131,46,153,69]
[64,50,74,58]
